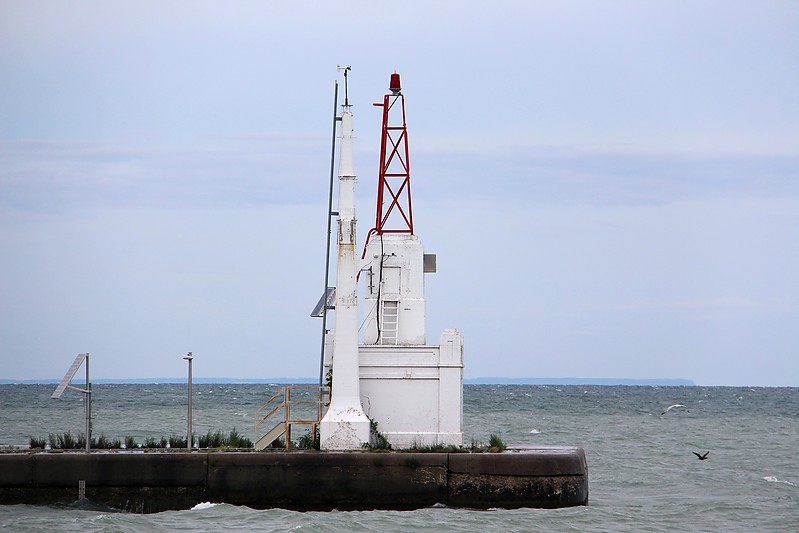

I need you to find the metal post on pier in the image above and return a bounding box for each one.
[184,352,193,449]
[84,353,91,451]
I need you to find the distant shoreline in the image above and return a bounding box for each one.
[1,377,695,386]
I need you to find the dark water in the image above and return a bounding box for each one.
[1,384,797,531]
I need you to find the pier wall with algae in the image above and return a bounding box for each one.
[0,447,587,512]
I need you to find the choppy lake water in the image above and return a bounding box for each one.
[1,384,797,531]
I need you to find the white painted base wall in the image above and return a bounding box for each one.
[358,328,464,448]
[319,405,371,451]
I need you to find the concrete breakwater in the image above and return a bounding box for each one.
[0,447,588,512]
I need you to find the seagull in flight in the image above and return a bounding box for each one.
[661,404,688,415]
[692,451,710,460]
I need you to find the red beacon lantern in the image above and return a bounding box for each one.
[389,72,402,95]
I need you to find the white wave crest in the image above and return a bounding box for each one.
[763,476,796,487]
[191,502,220,510]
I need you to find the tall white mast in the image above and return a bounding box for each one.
[319,67,371,450]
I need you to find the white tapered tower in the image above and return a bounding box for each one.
[319,70,371,450]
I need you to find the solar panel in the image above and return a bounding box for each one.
[310,287,336,317]
[51,353,87,399]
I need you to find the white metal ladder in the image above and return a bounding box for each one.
[381,301,399,344]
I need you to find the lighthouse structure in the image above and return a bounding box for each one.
[318,70,372,450]
[357,73,464,448]
[320,72,464,449]
[361,72,426,346]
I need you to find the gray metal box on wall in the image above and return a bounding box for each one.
[423,253,436,273]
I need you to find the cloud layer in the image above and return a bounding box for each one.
[2,1,798,385]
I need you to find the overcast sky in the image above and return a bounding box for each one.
[1,1,797,386]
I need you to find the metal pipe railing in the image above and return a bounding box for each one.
[255,385,330,450]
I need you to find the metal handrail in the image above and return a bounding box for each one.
[255,385,330,450]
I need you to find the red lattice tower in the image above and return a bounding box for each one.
[371,72,414,236]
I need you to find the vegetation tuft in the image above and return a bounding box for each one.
[198,429,253,449]
[295,427,320,450]
[402,433,507,453]
[94,434,122,449]
[32,432,125,450]
[405,442,464,453]
[487,433,507,452]
[199,430,225,448]
[28,436,47,449]
[141,437,169,448]
[168,436,187,448]
[362,419,392,451]
[28,429,253,450]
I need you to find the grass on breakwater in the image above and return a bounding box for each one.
[29,429,253,450]
[28,429,506,453]
[402,433,507,453]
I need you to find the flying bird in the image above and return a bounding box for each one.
[692,451,710,460]
[661,404,687,415]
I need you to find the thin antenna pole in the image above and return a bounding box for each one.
[341,65,351,107]
[319,79,340,386]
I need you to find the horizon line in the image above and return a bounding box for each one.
[3,376,697,386]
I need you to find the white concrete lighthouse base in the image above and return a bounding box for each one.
[319,404,371,451]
